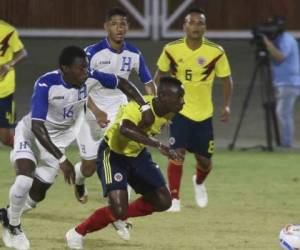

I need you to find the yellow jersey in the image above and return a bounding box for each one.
[157,37,231,121]
[105,96,172,157]
[0,20,25,97]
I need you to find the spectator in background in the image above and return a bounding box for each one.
[263,16,300,148]
[0,20,27,147]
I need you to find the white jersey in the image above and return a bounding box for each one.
[12,69,118,183]
[22,69,118,133]
[85,38,152,121]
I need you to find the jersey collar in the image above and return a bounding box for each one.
[105,37,126,54]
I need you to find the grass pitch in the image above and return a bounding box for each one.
[0,147,300,250]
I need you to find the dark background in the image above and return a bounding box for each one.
[1,0,300,148]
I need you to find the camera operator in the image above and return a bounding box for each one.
[262,17,300,148]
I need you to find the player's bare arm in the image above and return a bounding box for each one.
[0,48,27,78]
[220,75,233,122]
[117,77,155,126]
[87,96,109,128]
[120,119,182,161]
[31,120,75,184]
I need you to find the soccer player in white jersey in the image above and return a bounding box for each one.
[0,46,153,250]
[74,7,156,200]
[73,8,156,240]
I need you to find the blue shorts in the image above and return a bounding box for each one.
[96,141,166,197]
[169,114,214,158]
[0,94,16,128]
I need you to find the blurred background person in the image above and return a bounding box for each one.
[0,20,27,147]
[263,16,300,148]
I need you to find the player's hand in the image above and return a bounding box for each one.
[0,64,11,79]
[95,110,110,128]
[262,35,272,49]
[139,109,155,129]
[158,143,184,162]
[220,105,230,122]
[60,159,75,185]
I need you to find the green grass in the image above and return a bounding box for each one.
[1,147,300,250]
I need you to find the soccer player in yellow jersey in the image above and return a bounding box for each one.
[0,20,27,147]
[65,77,185,249]
[154,8,233,211]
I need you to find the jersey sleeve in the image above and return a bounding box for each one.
[89,69,118,89]
[31,79,50,121]
[157,46,171,72]
[9,29,24,53]
[120,101,142,126]
[137,54,152,84]
[215,51,231,78]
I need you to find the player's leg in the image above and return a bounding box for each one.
[275,86,300,147]
[191,117,214,208]
[0,121,36,249]
[66,141,129,249]
[0,94,16,147]
[126,149,171,216]
[73,110,101,203]
[22,128,73,212]
[167,113,189,212]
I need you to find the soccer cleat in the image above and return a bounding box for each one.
[112,220,132,241]
[167,198,181,212]
[74,184,88,204]
[9,224,30,250]
[65,228,84,249]
[0,208,12,247]
[192,175,208,208]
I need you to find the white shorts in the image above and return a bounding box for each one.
[11,120,75,184]
[72,108,103,160]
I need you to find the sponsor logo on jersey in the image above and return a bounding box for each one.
[38,83,48,87]
[52,96,64,100]
[99,60,111,65]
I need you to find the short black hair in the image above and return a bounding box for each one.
[58,46,86,67]
[105,7,128,21]
[185,7,206,17]
[158,76,183,93]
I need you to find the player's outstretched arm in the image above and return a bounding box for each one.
[117,77,154,127]
[87,96,109,128]
[31,120,75,184]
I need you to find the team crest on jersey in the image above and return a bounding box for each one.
[114,173,123,182]
[169,137,176,145]
[197,57,206,65]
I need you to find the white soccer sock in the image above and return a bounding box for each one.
[22,195,37,214]
[75,162,85,185]
[8,175,33,226]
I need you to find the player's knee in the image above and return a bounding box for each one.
[195,155,212,172]
[111,204,128,219]
[153,187,172,211]
[30,190,46,202]
[81,160,96,177]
